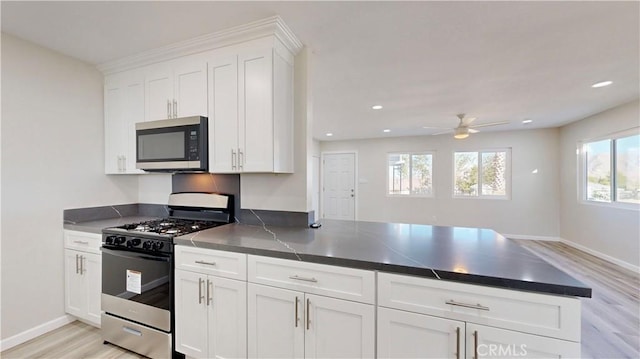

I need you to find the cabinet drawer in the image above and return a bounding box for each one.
[248,255,375,304]
[64,230,102,253]
[378,272,581,342]
[175,246,246,280]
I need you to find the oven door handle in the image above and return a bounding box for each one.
[101,247,170,262]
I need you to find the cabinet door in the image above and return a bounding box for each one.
[378,307,465,359]
[466,324,580,359]
[208,276,247,359]
[122,76,145,173]
[104,76,125,174]
[208,55,239,173]
[174,58,207,118]
[64,250,84,317]
[304,294,374,359]
[145,65,173,122]
[248,284,304,359]
[238,48,274,172]
[175,270,208,358]
[84,252,102,327]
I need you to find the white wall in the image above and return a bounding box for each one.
[559,100,640,268]
[240,47,312,212]
[320,128,561,237]
[0,33,138,340]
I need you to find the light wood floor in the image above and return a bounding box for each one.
[515,240,640,359]
[2,240,639,359]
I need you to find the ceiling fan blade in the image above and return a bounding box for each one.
[422,125,451,129]
[431,129,453,136]
[469,121,510,129]
[461,117,477,126]
[468,128,479,133]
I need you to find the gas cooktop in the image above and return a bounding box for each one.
[116,218,226,237]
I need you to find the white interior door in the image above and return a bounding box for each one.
[322,152,356,220]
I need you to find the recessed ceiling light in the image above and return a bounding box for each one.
[383,129,391,133]
[522,119,533,124]
[326,132,333,137]
[372,105,383,110]
[591,81,612,88]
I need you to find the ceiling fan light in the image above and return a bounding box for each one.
[453,127,469,139]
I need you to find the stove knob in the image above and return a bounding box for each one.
[116,236,126,245]
[143,241,152,250]
[126,240,133,248]
[105,236,116,245]
[131,238,141,247]
[156,242,165,250]
[151,242,159,251]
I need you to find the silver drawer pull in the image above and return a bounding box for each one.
[195,260,216,266]
[73,240,89,245]
[122,326,142,336]
[289,275,318,283]
[445,300,490,311]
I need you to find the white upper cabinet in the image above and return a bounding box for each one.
[208,39,294,173]
[100,16,302,175]
[104,69,145,174]
[145,55,207,122]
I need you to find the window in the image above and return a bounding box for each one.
[388,152,433,196]
[454,150,509,198]
[583,132,639,205]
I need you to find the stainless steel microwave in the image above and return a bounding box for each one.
[135,116,208,172]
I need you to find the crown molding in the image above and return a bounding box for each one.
[97,16,303,75]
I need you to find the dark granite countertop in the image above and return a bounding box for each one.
[175,219,591,298]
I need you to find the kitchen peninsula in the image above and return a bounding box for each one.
[174,219,590,359]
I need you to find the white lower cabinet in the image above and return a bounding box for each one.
[247,283,374,359]
[378,307,580,359]
[174,269,247,359]
[378,307,465,359]
[465,323,580,359]
[64,230,101,327]
[64,249,101,326]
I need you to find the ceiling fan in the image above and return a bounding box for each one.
[429,114,509,139]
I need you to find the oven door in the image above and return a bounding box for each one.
[101,246,171,331]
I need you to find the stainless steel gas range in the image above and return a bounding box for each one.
[100,192,233,358]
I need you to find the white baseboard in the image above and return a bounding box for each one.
[559,238,640,273]
[0,315,75,352]
[501,233,561,241]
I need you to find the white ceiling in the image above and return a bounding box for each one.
[2,1,638,141]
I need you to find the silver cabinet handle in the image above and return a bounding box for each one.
[289,275,318,283]
[79,255,84,275]
[207,279,212,306]
[231,149,236,170]
[195,260,216,266]
[198,278,204,304]
[75,254,79,274]
[238,148,244,169]
[295,296,299,327]
[173,99,177,118]
[306,298,311,330]
[473,330,479,359]
[123,326,142,336]
[455,327,460,359]
[73,240,89,245]
[445,300,490,311]
[167,100,171,118]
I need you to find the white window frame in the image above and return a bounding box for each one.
[386,151,435,198]
[452,148,512,200]
[578,127,639,210]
